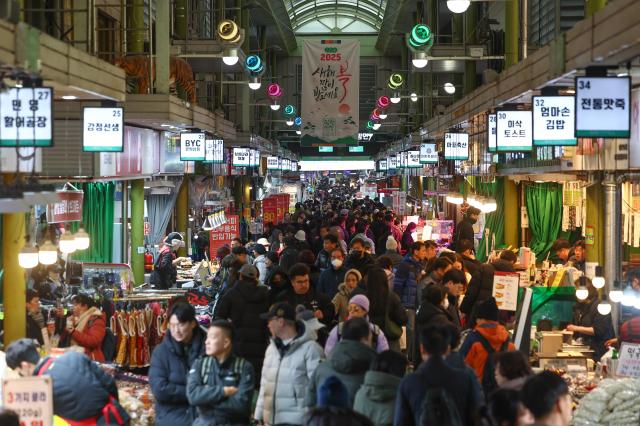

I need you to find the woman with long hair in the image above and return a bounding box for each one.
[365,267,407,351]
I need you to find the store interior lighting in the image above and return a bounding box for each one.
[575,285,589,300]
[222,47,239,66]
[597,296,612,315]
[609,281,623,303]
[372,122,381,130]
[270,102,280,111]
[390,93,401,104]
[59,233,77,254]
[410,92,418,102]
[445,193,464,205]
[592,275,605,289]
[18,244,39,269]
[286,119,294,126]
[74,228,90,250]
[444,82,456,94]
[38,240,58,265]
[379,112,388,119]
[447,0,471,13]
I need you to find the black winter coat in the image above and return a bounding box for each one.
[315,249,332,272]
[279,247,299,275]
[417,300,454,333]
[277,288,335,327]
[34,351,125,422]
[149,326,206,426]
[368,290,408,336]
[150,248,176,289]
[317,267,346,300]
[453,218,476,250]
[344,253,376,277]
[461,259,515,327]
[214,279,270,382]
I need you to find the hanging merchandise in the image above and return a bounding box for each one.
[561,181,584,232]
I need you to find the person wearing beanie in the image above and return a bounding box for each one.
[150,232,188,289]
[317,375,350,408]
[383,236,403,267]
[294,230,312,252]
[318,248,347,300]
[459,297,515,396]
[253,244,268,285]
[306,318,377,408]
[324,294,389,356]
[214,263,269,384]
[332,269,364,322]
[452,206,481,252]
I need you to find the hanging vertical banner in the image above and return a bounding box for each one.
[302,39,360,147]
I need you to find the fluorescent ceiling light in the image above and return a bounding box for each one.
[300,160,376,171]
[61,95,77,100]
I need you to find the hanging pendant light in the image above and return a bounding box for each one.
[575,285,589,301]
[74,227,90,250]
[609,280,623,303]
[597,295,612,315]
[38,240,58,265]
[19,244,39,269]
[59,233,77,254]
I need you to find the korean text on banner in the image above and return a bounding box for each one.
[46,190,84,223]
[492,271,520,311]
[0,87,53,147]
[301,40,359,147]
[2,376,54,426]
[616,343,640,378]
[209,215,239,259]
[263,196,278,225]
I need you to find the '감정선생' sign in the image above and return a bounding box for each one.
[83,107,124,152]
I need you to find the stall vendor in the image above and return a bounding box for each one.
[565,279,615,359]
[568,240,586,271]
[150,232,188,289]
[551,239,571,265]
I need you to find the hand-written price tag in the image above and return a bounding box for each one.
[616,343,640,378]
[492,271,520,311]
[2,376,54,426]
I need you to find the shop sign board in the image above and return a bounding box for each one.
[585,225,595,246]
[444,133,469,160]
[392,191,407,216]
[420,143,438,164]
[263,196,278,224]
[400,151,408,168]
[532,96,577,146]
[267,156,279,170]
[492,271,520,311]
[301,39,360,146]
[319,146,333,153]
[358,133,373,142]
[378,159,387,171]
[205,139,224,163]
[144,221,150,236]
[2,376,54,426]
[276,194,290,222]
[232,148,250,167]
[82,107,124,152]
[252,149,261,167]
[209,214,239,259]
[407,150,421,168]
[46,190,84,223]
[496,111,533,151]
[487,113,497,152]
[629,89,640,168]
[387,156,397,169]
[180,132,205,161]
[0,87,53,147]
[575,76,631,138]
[395,153,402,168]
[349,146,364,153]
[616,343,640,378]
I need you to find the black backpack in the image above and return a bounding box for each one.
[474,332,511,396]
[419,387,463,426]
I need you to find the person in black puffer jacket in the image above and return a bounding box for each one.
[149,303,206,426]
[214,264,269,385]
[460,250,518,328]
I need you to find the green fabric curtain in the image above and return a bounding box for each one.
[71,182,115,263]
[477,178,505,262]
[525,182,563,260]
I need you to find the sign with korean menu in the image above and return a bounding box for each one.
[444,133,469,160]
[232,148,250,167]
[253,149,261,167]
[46,190,84,223]
[575,76,631,138]
[378,159,387,170]
[487,113,497,152]
[492,271,520,311]
[0,87,53,147]
[420,143,438,164]
[532,96,577,146]
[388,156,397,169]
[349,146,364,153]
[267,156,279,169]
[212,139,224,163]
[2,376,54,426]
[496,111,532,151]
[407,150,421,168]
[82,107,124,152]
[319,146,334,153]
[180,132,206,160]
[209,215,239,259]
[205,139,214,161]
[301,39,360,147]
[616,343,640,378]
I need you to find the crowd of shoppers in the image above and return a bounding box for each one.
[7,194,591,426]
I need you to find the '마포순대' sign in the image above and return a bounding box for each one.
[301,39,359,147]
[46,190,84,223]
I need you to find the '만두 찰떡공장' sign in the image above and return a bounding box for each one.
[302,40,359,147]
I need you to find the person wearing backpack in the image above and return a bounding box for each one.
[187,320,254,426]
[459,297,515,397]
[394,323,481,426]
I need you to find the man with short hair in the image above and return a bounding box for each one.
[316,233,339,272]
[344,238,376,276]
[254,303,324,426]
[552,238,571,264]
[394,324,481,426]
[214,264,269,383]
[278,263,335,327]
[5,338,130,425]
[452,206,480,251]
[279,235,300,274]
[317,248,346,299]
[440,268,466,328]
[306,317,376,407]
[187,320,255,426]
[253,244,268,285]
[456,238,482,278]
[424,240,438,263]
[26,289,46,345]
[521,371,572,426]
[232,246,249,265]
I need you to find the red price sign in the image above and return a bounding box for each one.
[209,215,239,259]
[263,196,277,224]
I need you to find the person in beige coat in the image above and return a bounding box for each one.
[331,269,363,322]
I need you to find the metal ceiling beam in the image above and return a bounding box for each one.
[256,0,297,55]
[375,0,411,54]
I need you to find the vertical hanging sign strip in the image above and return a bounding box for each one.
[302,39,360,147]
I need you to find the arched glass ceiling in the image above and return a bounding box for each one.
[286,0,388,34]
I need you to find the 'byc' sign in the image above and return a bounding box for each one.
[180,132,206,161]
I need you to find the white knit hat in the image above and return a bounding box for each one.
[386,235,398,251]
